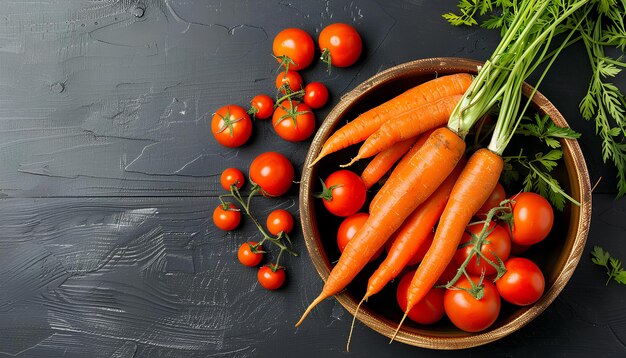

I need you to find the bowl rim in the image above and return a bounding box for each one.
[298,57,592,349]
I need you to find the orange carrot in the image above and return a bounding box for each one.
[309,73,473,166]
[360,137,418,189]
[391,148,503,339]
[296,127,466,327]
[365,157,464,299]
[346,94,463,165]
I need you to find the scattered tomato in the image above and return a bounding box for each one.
[318,170,367,217]
[272,100,316,142]
[508,192,554,245]
[396,270,445,325]
[220,168,245,191]
[318,23,362,68]
[275,70,304,93]
[496,257,545,306]
[454,221,511,276]
[211,105,253,148]
[303,82,329,109]
[213,202,241,231]
[249,152,294,197]
[249,94,274,120]
[238,241,264,267]
[258,265,286,290]
[444,275,501,332]
[266,209,294,236]
[477,182,506,217]
[273,28,315,71]
[337,213,382,262]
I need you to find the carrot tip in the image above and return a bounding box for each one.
[295,293,328,327]
[340,156,359,168]
[389,313,408,344]
[347,297,366,352]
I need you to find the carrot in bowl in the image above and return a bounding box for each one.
[309,73,473,167]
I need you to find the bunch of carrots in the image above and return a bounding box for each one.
[296,0,589,345]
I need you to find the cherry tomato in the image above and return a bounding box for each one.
[303,82,329,109]
[272,28,315,71]
[477,182,506,217]
[266,209,294,236]
[318,170,367,217]
[238,241,263,267]
[220,168,245,191]
[211,105,252,148]
[444,275,501,332]
[213,203,241,231]
[454,221,511,276]
[385,230,434,267]
[337,213,382,262]
[275,70,304,93]
[396,270,445,325]
[249,152,294,197]
[318,23,362,68]
[258,265,286,290]
[272,100,316,142]
[249,94,274,120]
[496,257,545,306]
[508,192,554,245]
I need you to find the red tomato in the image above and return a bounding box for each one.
[303,82,329,109]
[272,28,315,71]
[272,100,316,142]
[249,94,274,120]
[220,168,245,191]
[318,170,366,217]
[437,260,460,286]
[444,275,501,332]
[211,105,252,147]
[385,231,434,267]
[249,152,294,197]
[238,241,263,267]
[496,257,545,306]
[508,192,554,245]
[258,265,286,290]
[213,203,241,231]
[454,221,511,276]
[337,213,382,262]
[275,70,304,93]
[396,270,445,325]
[318,23,362,68]
[477,182,506,217]
[266,209,294,236]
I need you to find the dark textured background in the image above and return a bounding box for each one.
[0,1,624,357]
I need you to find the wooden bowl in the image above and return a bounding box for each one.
[299,57,592,349]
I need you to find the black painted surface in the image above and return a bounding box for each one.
[0,1,624,357]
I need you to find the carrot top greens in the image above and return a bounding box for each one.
[446,0,626,197]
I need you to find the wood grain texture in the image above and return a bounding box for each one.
[0,0,624,357]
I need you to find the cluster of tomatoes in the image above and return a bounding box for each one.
[211,24,363,290]
[211,24,362,147]
[316,168,555,332]
[396,188,554,332]
[214,152,296,290]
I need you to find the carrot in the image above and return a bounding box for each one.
[309,73,473,167]
[391,148,503,340]
[345,94,463,166]
[296,127,466,327]
[360,137,418,189]
[365,158,464,299]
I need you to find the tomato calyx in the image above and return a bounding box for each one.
[274,54,296,73]
[314,177,343,202]
[320,48,332,73]
[214,109,244,137]
[448,273,486,300]
[275,87,305,107]
[273,99,311,128]
[266,262,285,273]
